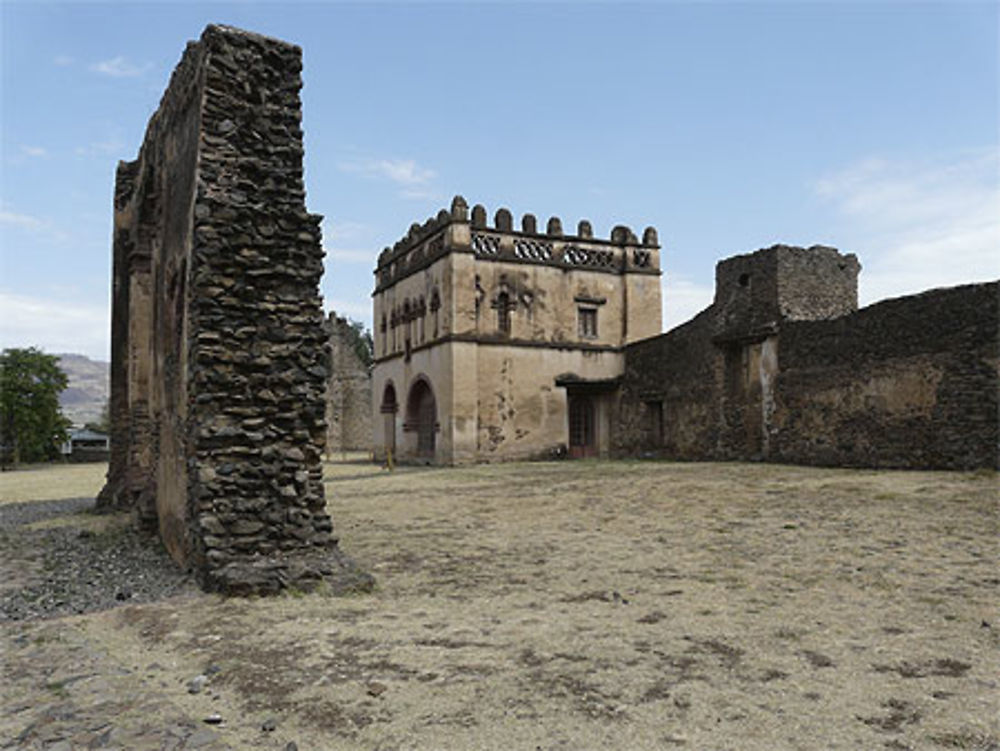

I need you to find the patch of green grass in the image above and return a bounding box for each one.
[44,680,70,698]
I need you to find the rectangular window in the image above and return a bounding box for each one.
[578,307,598,338]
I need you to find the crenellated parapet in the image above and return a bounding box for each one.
[374,195,661,291]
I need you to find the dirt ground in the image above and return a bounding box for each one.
[2,458,998,750]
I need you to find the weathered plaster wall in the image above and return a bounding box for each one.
[470,261,630,348]
[474,346,622,461]
[100,25,368,594]
[371,342,453,462]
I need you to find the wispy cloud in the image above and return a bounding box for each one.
[89,56,150,78]
[323,297,371,323]
[326,220,372,241]
[367,158,435,186]
[662,275,714,331]
[53,55,75,67]
[814,149,1000,305]
[399,187,444,201]
[0,210,45,230]
[338,157,439,199]
[325,247,376,265]
[0,292,109,361]
[75,139,126,157]
[19,145,47,158]
[0,205,72,243]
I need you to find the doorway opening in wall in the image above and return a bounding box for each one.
[644,400,664,450]
[568,395,597,458]
[406,378,437,459]
[381,382,398,456]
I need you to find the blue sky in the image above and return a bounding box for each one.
[2,1,997,361]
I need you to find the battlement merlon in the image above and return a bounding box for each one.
[374,195,661,292]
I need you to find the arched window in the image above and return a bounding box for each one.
[496,291,511,335]
[418,296,426,343]
[403,299,412,359]
[430,288,441,338]
[381,382,398,413]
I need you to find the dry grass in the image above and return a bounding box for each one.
[0,461,106,504]
[3,458,999,750]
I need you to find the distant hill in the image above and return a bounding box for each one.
[56,353,109,428]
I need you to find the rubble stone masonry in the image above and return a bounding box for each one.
[324,313,373,453]
[98,25,370,594]
[616,245,999,469]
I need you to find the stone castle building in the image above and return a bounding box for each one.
[371,196,662,463]
[374,203,998,469]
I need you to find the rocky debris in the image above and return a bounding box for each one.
[5,623,237,749]
[0,498,197,622]
[365,681,388,698]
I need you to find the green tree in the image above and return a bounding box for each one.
[0,347,71,466]
[344,318,374,369]
[84,398,110,434]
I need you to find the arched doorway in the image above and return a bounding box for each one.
[406,378,437,458]
[381,382,398,456]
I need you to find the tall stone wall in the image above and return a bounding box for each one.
[615,245,998,470]
[614,309,722,460]
[771,282,999,469]
[324,313,373,453]
[99,25,370,594]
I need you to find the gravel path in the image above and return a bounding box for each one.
[0,497,198,622]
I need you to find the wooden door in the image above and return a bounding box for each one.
[416,390,436,456]
[568,396,597,458]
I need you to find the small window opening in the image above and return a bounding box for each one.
[578,307,598,338]
[738,273,750,287]
[497,291,512,334]
[430,289,440,338]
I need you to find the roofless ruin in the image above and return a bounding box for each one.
[98,25,369,594]
[100,24,998,594]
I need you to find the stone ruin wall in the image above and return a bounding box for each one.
[324,313,373,453]
[615,245,999,469]
[772,282,999,469]
[99,25,368,594]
